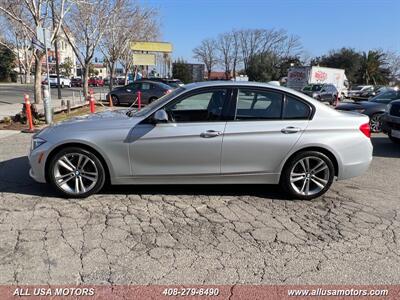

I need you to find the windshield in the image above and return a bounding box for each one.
[370,90,400,103]
[303,84,322,91]
[127,87,186,117]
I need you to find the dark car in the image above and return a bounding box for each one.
[147,78,183,88]
[71,77,82,87]
[301,84,324,97]
[107,80,172,106]
[336,89,400,132]
[310,84,339,104]
[381,99,400,144]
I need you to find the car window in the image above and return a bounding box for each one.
[371,90,400,102]
[164,89,227,122]
[284,96,311,119]
[142,83,151,90]
[235,89,283,120]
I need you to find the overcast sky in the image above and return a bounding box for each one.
[140,0,400,63]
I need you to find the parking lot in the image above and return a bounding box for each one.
[0,132,399,285]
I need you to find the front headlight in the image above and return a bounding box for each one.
[31,137,46,150]
[386,103,392,113]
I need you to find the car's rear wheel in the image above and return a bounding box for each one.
[280,151,335,200]
[48,147,105,198]
[370,113,383,133]
[111,95,119,106]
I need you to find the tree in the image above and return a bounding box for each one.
[246,52,280,82]
[172,58,191,83]
[216,32,234,79]
[102,1,159,90]
[193,38,218,79]
[0,44,16,82]
[359,50,390,85]
[237,28,302,75]
[60,57,73,77]
[62,0,115,97]
[0,0,72,103]
[386,51,400,82]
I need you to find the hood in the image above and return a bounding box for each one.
[47,109,142,132]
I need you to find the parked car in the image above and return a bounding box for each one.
[71,77,82,87]
[335,89,400,132]
[42,75,71,88]
[88,77,104,87]
[310,84,339,104]
[147,78,184,88]
[381,99,400,144]
[29,81,372,199]
[107,80,172,106]
[301,84,324,97]
[347,85,374,100]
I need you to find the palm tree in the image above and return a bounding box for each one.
[360,51,390,85]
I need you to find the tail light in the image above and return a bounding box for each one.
[359,123,371,138]
[164,89,172,95]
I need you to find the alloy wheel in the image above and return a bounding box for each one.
[53,153,98,195]
[290,156,330,196]
[370,114,382,133]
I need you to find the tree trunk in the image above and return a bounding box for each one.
[34,53,44,104]
[83,66,90,97]
[109,62,115,92]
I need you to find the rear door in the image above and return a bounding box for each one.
[221,88,311,175]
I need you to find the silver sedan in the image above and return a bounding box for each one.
[29,81,373,200]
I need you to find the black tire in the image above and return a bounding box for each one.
[48,147,106,198]
[111,95,120,106]
[280,151,335,200]
[389,134,400,144]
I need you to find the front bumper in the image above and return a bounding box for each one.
[28,147,48,183]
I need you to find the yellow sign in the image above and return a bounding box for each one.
[130,41,173,52]
[132,53,156,66]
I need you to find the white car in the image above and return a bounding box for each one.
[43,75,72,88]
[347,85,373,99]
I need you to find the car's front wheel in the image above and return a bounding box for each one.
[280,151,335,200]
[48,147,105,198]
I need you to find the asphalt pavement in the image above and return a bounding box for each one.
[0,132,399,285]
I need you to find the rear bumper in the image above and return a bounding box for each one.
[339,156,372,180]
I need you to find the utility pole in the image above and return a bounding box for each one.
[51,0,62,99]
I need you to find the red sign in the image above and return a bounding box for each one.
[314,71,327,81]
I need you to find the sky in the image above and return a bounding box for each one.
[140,0,400,64]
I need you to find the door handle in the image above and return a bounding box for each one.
[281,126,301,134]
[200,130,222,138]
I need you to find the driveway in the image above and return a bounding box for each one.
[0,132,399,285]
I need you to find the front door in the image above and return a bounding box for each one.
[221,89,310,175]
[129,88,230,176]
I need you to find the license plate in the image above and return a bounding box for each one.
[392,129,400,138]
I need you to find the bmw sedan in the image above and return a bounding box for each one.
[107,80,173,106]
[336,89,400,132]
[29,81,373,200]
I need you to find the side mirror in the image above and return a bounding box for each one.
[153,109,169,123]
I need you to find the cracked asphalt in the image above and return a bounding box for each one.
[0,132,399,285]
